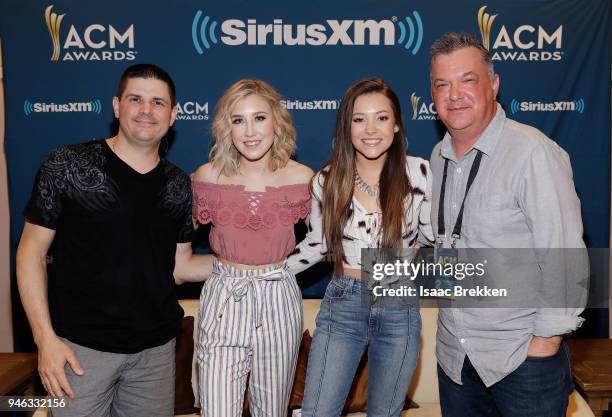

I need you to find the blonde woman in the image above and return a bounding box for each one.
[192,79,313,417]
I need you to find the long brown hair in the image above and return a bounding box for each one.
[321,77,412,275]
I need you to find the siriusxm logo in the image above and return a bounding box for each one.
[44,4,137,62]
[24,99,102,115]
[192,11,424,55]
[175,101,209,121]
[410,93,437,121]
[509,99,585,114]
[477,6,563,62]
[281,99,339,111]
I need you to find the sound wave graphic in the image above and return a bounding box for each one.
[477,6,497,51]
[24,100,34,115]
[510,99,519,114]
[45,5,65,61]
[575,98,584,114]
[410,93,420,120]
[192,10,219,55]
[92,99,102,114]
[397,11,423,55]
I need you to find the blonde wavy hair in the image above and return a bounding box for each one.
[210,79,296,177]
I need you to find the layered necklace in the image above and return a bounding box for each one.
[354,170,379,197]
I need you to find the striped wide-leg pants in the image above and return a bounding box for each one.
[197,259,303,417]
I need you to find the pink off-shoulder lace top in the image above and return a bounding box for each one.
[192,180,311,265]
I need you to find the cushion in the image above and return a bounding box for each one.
[289,330,313,409]
[175,316,199,415]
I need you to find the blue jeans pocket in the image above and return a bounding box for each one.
[324,279,349,300]
[525,345,563,362]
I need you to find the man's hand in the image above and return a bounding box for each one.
[174,242,214,284]
[16,222,84,398]
[38,335,84,398]
[527,335,562,358]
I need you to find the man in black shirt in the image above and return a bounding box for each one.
[17,64,211,416]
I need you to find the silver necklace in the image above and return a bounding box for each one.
[355,170,379,197]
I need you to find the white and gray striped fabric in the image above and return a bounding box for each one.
[197,259,303,417]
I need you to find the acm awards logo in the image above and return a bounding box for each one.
[477,6,563,62]
[191,10,424,55]
[175,101,209,121]
[410,93,437,121]
[45,4,137,61]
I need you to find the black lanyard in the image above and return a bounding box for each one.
[437,150,484,248]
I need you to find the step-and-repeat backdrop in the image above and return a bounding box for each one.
[1,0,610,344]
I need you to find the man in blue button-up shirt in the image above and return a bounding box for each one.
[428,32,587,417]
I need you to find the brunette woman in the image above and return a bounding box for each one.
[287,77,433,417]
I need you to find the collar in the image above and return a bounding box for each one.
[440,103,505,161]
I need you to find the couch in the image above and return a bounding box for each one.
[34,298,594,417]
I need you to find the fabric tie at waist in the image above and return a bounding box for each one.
[213,260,290,328]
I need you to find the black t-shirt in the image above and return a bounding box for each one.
[24,139,194,353]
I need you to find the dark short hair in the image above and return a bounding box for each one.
[115,64,176,106]
[430,32,494,78]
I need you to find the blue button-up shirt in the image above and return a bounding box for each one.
[430,104,586,386]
